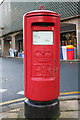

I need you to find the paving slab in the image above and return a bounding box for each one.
[18,106,25,118]
[2,112,19,118]
[9,108,21,113]
[0,113,2,119]
[60,111,79,118]
[60,100,79,111]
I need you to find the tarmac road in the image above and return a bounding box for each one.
[0,57,79,102]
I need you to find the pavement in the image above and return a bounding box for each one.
[0,96,80,119]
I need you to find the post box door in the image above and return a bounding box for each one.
[32,23,55,80]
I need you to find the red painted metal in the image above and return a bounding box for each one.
[23,10,60,101]
[39,5,44,10]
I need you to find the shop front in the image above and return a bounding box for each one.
[60,23,77,60]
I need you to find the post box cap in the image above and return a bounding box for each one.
[25,10,60,17]
[66,45,74,49]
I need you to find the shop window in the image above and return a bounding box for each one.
[60,32,77,47]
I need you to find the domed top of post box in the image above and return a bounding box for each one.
[25,10,60,18]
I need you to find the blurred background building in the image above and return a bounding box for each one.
[0,0,80,58]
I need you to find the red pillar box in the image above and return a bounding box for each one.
[23,8,60,119]
[66,45,74,60]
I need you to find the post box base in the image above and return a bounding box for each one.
[24,98,60,119]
